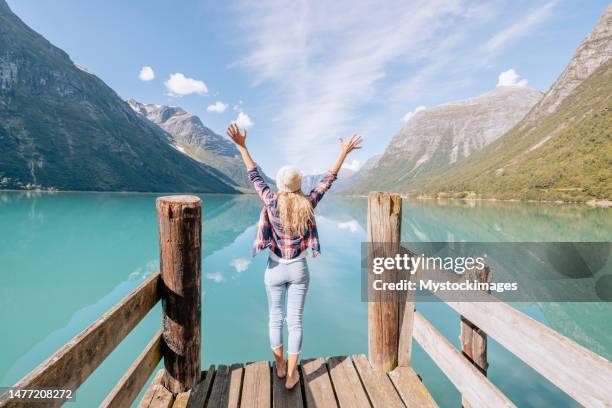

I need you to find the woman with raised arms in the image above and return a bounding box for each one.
[226,123,363,389]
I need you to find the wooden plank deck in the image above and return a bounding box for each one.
[139,355,437,408]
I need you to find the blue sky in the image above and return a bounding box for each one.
[7,0,610,174]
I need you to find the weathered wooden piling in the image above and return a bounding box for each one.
[367,192,414,372]
[156,195,202,394]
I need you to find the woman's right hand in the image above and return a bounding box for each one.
[227,123,248,149]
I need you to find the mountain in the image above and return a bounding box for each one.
[335,154,382,193]
[127,100,259,190]
[302,168,356,193]
[0,0,235,192]
[360,154,383,172]
[348,86,543,193]
[526,5,612,123]
[414,5,612,202]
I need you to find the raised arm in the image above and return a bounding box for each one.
[227,124,275,205]
[309,134,363,205]
[331,134,363,175]
[227,123,256,169]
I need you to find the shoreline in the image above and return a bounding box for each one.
[2,189,610,207]
[411,196,612,208]
[0,188,253,197]
[338,193,612,207]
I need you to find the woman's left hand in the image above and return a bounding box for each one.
[339,134,363,156]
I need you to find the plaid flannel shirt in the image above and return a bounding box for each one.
[247,166,337,260]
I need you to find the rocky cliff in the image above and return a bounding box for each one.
[349,86,542,193]
[128,100,273,190]
[0,0,235,192]
[527,4,612,121]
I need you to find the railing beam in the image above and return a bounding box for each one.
[100,330,163,408]
[447,299,612,407]
[413,311,516,407]
[0,272,161,407]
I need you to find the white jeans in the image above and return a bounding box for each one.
[264,256,309,354]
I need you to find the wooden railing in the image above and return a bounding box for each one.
[366,192,612,408]
[0,272,161,408]
[0,196,202,408]
[439,298,612,407]
[100,329,163,408]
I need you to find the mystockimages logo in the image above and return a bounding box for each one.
[360,242,612,302]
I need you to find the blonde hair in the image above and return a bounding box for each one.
[277,191,314,236]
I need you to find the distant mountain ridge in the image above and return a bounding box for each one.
[128,100,268,190]
[414,5,612,201]
[348,86,543,193]
[128,101,237,156]
[301,168,356,193]
[0,0,235,192]
[335,154,381,193]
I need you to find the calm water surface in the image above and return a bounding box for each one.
[0,192,610,407]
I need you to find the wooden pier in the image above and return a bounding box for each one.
[1,193,611,408]
[138,354,436,408]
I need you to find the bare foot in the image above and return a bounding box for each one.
[276,359,287,379]
[285,369,300,390]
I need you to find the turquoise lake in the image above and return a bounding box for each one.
[1,191,611,407]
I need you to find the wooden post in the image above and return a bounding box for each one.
[460,265,490,407]
[367,192,410,372]
[156,195,202,394]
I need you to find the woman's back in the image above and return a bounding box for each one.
[247,167,337,260]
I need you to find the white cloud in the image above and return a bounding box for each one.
[390,1,554,103]
[342,159,360,171]
[497,69,528,87]
[138,66,155,81]
[230,258,250,273]
[232,112,253,129]
[485,1,557,52]
[402,106,427,123]
[233,100,243,111]
[205,272,224,283]
[164,73,208,97]
[337,220,360,233]
[388,4,499,103]
[230,0,478,171]
[207,101,228,113]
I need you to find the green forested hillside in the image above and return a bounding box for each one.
[417,60,611,202]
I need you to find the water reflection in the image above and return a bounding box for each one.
[322,197,612,359]
[201,194,261,257]
[0,192,610,407]
[401,199,611,242]
[0,193,260,380]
